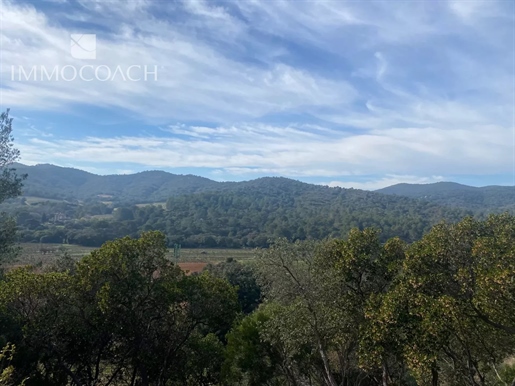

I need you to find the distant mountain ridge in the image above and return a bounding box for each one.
[376,181,515,212]
[9,163,515,213]
[5,163,512,247]
[12,163,224,203]
[13,163,333,204]
[5,166,471,247]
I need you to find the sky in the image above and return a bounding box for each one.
[0,0,513,190]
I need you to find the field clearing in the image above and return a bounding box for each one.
[134,202,167,208]
[177,262,208,274]
[15,243,258,271]
[89,214,114,219]
[23,196,69,204]
[167,248,257,262]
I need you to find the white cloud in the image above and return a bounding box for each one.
[374,52,387,81]
[447,0,503,23]
[325,175,446,191]
[16,120,513,178]
[1,0,513,183]
[182,0,231,20]
[0,0,355,121]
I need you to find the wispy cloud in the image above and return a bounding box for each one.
[1,0,513,187]
[324,175,446,191]
[0,0,355,121]
[17,120,512,180]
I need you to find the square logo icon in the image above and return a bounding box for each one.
[70,34,96,59]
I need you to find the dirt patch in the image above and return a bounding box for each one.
[178,262,208,275]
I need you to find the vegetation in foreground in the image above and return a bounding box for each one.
[1,215,515,385]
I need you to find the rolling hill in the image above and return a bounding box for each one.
[4,167,472,247]
[14,164,515,212]
[12,163,223,203]
[376,182,515,212]
[5,163,513,248]
[11,164,515,213]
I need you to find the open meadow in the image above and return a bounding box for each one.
[14,243,259,274]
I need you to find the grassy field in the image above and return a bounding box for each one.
[134,202,167,208]
[89,214,114,219]
[14,243,258,270]
[24,196,70,204]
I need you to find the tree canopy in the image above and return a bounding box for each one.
[0,109,25,265]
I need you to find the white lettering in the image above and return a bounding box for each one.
[111,65,127,81]
[18,65,37,81]
[41,66,59,81]
[144,65,158,81]
[60,65,77,81]
[126,65,141,81]
[79,65,94,81]
[10,64,159,82]
[95,65,111,81]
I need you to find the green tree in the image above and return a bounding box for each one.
[254,231,409,386]
[256,238,339,385]
[366,215,515,385]
[0,232,239,386]
[223,304,294,386]
[204,258,261,314]
[255,236,382,386]
[0,343,16,386]
[319,229,408,385]
[112,207,134,221]
[0,109,26,266]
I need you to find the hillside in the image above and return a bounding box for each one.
[376,181,515,212]
[6,175,471,247]
[15,164,515,213]
[7,164,513,248]
[160,178,470,246]
[13,163,222,202]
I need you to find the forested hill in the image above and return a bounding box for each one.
[13,163,223,202]
[161,179,470,246]
[7,163,512,248]
[376,181,515,212]
[7,174,471,247]
[15,163,515,213]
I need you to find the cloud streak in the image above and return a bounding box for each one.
[0,0,513,188]
[17,121,512,179]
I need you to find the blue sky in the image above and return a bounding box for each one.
[0,0,513,189]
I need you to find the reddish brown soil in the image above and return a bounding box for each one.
[177,262,208,275]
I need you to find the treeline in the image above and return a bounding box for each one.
[2,215,515,385]
[14,163,515,213]
[11,163,222,203]
[5,180,471,247]
[377,182,515,212]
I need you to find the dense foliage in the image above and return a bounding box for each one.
[225,214,515,386]
[10,163,222,203]
[15,164,515,215]
[204,258,261,314]
[2,179,471,247]
[2,216,515,385]
[0,109,26,265]
[0,232,240,385]
[377,182,515,213]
